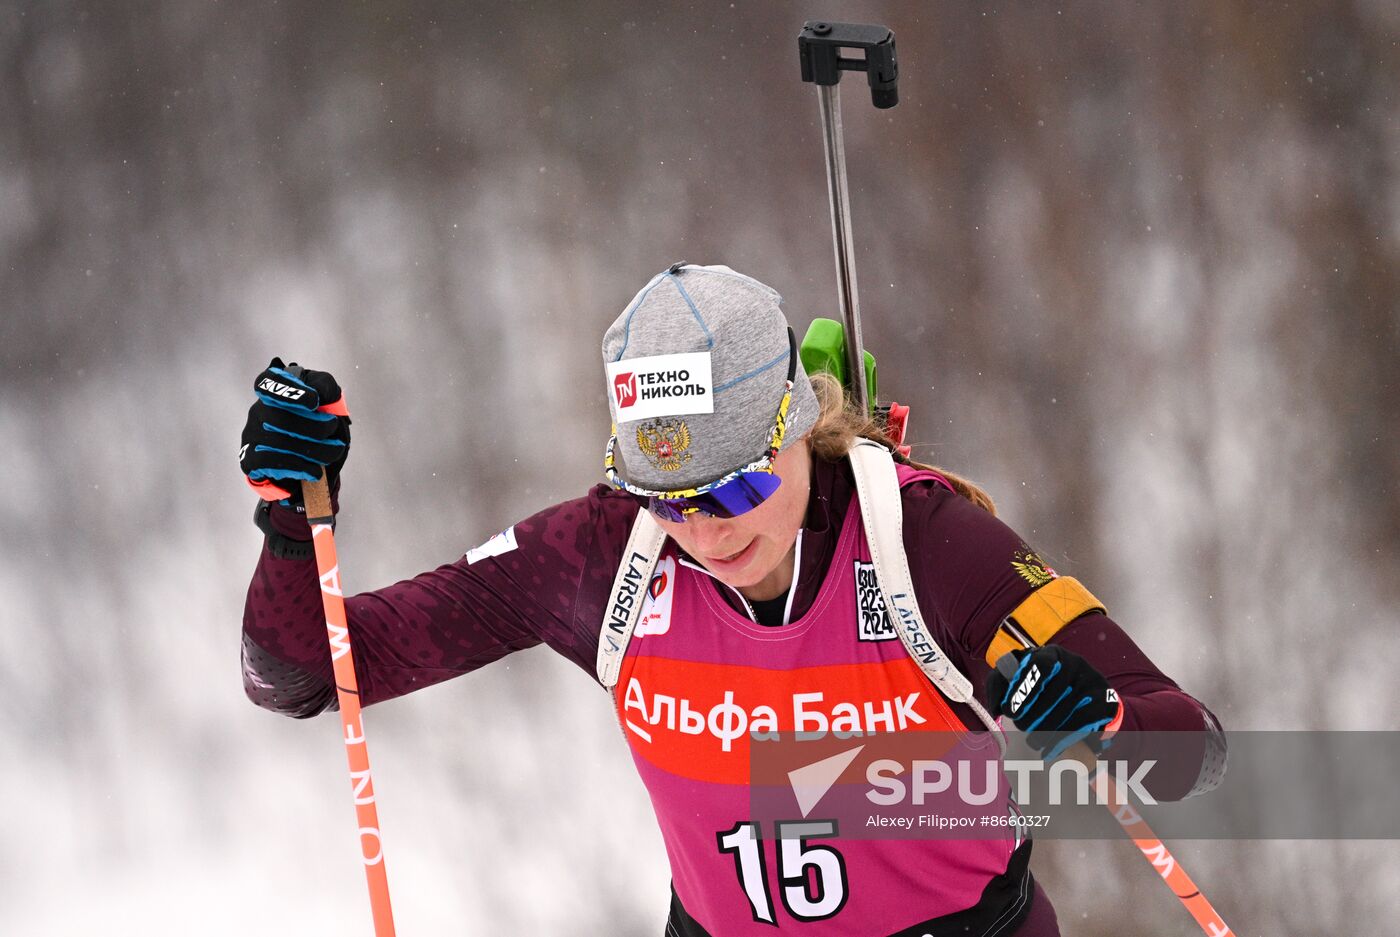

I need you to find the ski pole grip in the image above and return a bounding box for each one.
[798,21,899,108]
[994,651,1020,681]
[302,474,333,522]
[280,362,337,522]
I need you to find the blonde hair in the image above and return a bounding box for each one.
[806,372,997,515]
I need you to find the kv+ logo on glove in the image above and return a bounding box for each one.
[239,358,351,508]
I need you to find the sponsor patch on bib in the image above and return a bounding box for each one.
[637,556,676,636]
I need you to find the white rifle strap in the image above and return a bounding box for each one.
[847,441,1004,742]
[596,509,667,689]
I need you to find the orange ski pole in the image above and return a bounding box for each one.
[304,474,397,937]
[1094,770,1232,936]
[994,650,1231,936]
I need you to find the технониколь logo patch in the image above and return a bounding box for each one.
[604,352,715,423]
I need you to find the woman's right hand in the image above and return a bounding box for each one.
[239,357,351,506]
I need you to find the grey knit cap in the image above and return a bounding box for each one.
[602,263,819,491]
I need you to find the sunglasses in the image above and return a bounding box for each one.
[604,330,796,522]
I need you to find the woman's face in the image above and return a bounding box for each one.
[653,439,812,602]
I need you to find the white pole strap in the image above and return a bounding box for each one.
[596,509,667,689]
[846,443,977,704]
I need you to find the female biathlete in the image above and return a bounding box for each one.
[240,263,1223,936]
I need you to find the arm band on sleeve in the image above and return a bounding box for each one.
[984,576,1106,667]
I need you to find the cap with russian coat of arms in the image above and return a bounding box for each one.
[601,263,819,491]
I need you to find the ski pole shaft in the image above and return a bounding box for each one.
[304,475,398,937]
[994,651,1231,936]
[1095,772,1233,937]
[799,20,899,415]
[815,80,868,414]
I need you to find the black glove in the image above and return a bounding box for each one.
[239,357,350,508]
[986,645,1122,761]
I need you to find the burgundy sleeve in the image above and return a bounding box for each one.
[1053,613,1226,801]
[899,481,1040,679]
[242,485,641,717]
[902,482,1225,800]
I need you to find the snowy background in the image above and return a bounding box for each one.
[3,1,1398,934]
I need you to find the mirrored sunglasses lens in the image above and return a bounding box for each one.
[646,473,781,523]
[647,498,687,522]
[689,471,782,519]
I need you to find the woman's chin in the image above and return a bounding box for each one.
[698,538,760,581]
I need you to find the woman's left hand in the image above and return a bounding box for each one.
[986,645,1123,761]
